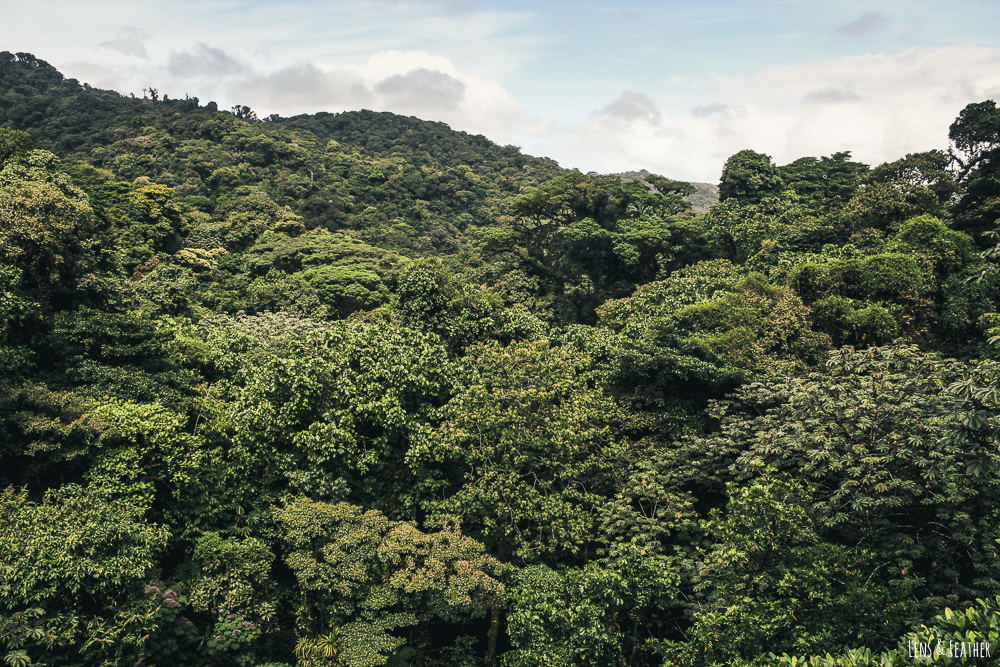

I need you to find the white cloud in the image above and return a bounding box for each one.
[690,103,747,119]
[373,68,467,112]
[59,42,530,140]
[600,91,662,124]
[98,38,149,59]
[62,62,122,89]
[228,62,374,112]
[97,26,152,59]
[537,46,1000,183]
[220,49,526,138]
[0,0,544,102]
[800,88,862,106]
[168,43,248,79]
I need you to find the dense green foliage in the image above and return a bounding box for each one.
[3,52,1000,666]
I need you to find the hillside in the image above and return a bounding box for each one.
[619,168,719,212]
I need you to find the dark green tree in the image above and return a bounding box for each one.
[718,149,784,204]
[779,151,868,213]
[0,128,31,168]
[950,100,1000,237]
[699,344,1000,613]
[482,171,694,321]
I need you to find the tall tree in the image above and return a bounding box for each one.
[411,340,637,665]
[779,151,868,213]
[718,149,784,205]
[950,100,1000,237]
[482,172,694,321]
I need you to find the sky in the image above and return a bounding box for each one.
[2,0,1000,182]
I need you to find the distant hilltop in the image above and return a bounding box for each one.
[617,169,718,213]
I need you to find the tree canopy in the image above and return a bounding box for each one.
[3,53,1000,667]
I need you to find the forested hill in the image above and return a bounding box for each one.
[0,51,556,168]
[279,109,561,173]
[5,48,1000,667]
[0,51,712,225]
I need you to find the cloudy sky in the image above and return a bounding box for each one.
[3,0,1000,182]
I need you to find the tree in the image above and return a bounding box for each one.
[0,149,97,342]
[0,485,170,666]
[779,151,868,213]
[718,149,784,205]
[862,150,957,214]
[582,262,829,432]
[703,191,822,263]
[242,230,403,320]
[841,151,957,233]
[949,100,1000,236]
[949,100,1000,182]
[50,307,203,411]
[0,127,31,167]
[394,257,504,352]
[412,340,632,565]
[410,340,636,665]
[481,172,693,321]
[696,344,1000,614]
[885,214,975,279]
[117,182,187,268]
[659,273,830,377]
[505,544,680,667]
[83,399,224,535]
[775,596,1000,667]
[276,498,502,667]
[788,249,929,346]
[665,474,913,665]
[215,191,302,251]
[231,105,258,121]
[206,317,452,516]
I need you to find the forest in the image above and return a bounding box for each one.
[2,49,1000,666]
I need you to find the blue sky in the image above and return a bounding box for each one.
[3,0,1000,181]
